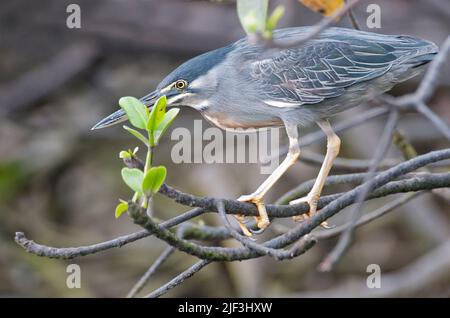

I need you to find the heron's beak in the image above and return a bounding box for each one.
[91,90,159,130]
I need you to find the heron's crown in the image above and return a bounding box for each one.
[157,44,234,90]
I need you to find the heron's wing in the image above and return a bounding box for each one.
[249,39,398,107]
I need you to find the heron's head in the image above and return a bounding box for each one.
[91,45,233,130]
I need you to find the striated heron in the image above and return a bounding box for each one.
[92,27,438,236]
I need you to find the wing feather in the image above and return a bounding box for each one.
[247,36,406,107]
[232,28,437,108]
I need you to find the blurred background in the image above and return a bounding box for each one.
[0,0,449,297]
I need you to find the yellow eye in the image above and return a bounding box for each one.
[175,80,187,90]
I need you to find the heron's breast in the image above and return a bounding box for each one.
[200,109,282,130]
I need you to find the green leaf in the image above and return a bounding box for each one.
[115,201,128,219]
[147,96,167,132]
[237,0,268,35]
[123,125,149,146]
[154,108,180,144]
[147,96,167,146]
[119,96,149,130]
[266,5,285,35]
[121,167,144,193]
[119,150,131,159]
[142,166,167,194]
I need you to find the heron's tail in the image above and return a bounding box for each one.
[390,38,438,82]
[410,52,438,68]
[398,37,439,67]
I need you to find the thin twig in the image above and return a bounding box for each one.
[15,171,450,259]
[130,171,450,262]
[315,192,423,240]
[14,230,149,259]
[216,200,316,260]
[144,260,212,298]
[255,0,361,49]
[414,35,450,103]
[159,170,449,218]
[299,150,399,172]
[345,0,361,30]
[416,102,450,142]
[276,171,388,205]
[143,173,447,244]
[15,207,205,259]
[394,130,450,202]
[126,246,175,298]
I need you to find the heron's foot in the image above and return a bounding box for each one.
[289,194,331,228]
[233,214,254,237]
[236,194,270,235]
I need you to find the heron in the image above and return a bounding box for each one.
[92,27,438,236]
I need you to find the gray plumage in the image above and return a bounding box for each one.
[91,26,439,233]
[92,27,438,130]
[194,27,437,129]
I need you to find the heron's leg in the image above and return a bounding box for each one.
[236,123,300,234]
[290,120,340,227]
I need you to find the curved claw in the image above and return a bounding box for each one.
[234,215,253,237]
[235,215,267,236]
[290,194,333,229]
[249,227,266,235]
[320,222,335,229]
[236,194,270,235]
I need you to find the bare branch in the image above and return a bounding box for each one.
[414,35,450,102]
[416,102,450,142]
[14,230,149,259]
[299,150,399,172]
[129,171,450,262]
[159,170,450,219]
[345,0,362,30]
[15,206,205,259]
[15,170,450,259]
[315,192,424,240]
[126,246,175,298]
[144,260,212,298]
[267,149,450,253]
[254,0,361,49]
[216,200,317,260]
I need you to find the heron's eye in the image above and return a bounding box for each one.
[175,80,187,90]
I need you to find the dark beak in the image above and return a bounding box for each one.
[91,90,159,130]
